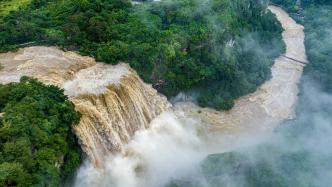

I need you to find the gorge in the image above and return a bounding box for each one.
[0,4,308,187]
[75,5,308,187]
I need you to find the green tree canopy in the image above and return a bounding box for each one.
[0,77,82,186]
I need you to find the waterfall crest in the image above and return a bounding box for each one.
[0,47,171,166]
[64,63,171,166]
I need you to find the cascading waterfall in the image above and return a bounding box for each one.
[0,46,171,166]
[74,5,308,187]
[64,63,171,166]
[0,5,308,187]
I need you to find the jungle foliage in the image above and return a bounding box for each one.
[0,77,82,186]
[0,0,31,16]
[271,0,332,92]
[170,1,332,186]
[0,0,285,110]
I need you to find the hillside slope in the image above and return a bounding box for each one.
[0,0,285,110]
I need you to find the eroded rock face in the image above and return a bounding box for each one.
[0,46,171,166]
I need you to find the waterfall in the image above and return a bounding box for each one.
[0,6,308,186]
[64,63,171,166]
[74,6,308,187]
[0,46,171,166]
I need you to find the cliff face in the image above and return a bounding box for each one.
[0,46,171,166]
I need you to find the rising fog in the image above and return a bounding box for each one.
[73,1,331,187]
[74,107,274,187]
[73,74,332,187]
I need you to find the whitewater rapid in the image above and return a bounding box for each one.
[0,5,307,187]
[74,5,308,187]
[0,47,171,166]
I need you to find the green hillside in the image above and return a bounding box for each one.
[0,0,30,16]
[0,0,285,110]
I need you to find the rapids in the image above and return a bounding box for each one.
[0,47,171,166]
[174,5,307,134]
[0,5,307,187]
[74,5,308,187]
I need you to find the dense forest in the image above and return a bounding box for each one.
[0,77,82,186]
[271,0,332,92]
[3,0,324,186]
[0,0,287,186]
[0,0,285,110]
[168,1,332,186]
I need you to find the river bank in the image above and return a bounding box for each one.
[0,5,307,187]
[74,5,308,187]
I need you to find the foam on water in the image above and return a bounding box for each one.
[63,63,130,97]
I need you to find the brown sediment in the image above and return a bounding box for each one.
[0,46,171,166]
[174,5,308,134]
[0,5,307,168]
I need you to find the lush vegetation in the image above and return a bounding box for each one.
[0,0,31,16]
[301,5,332,92]
[0,0,285,110]
[204,0,332,185]
[0,77,82,186]
[168,1,332,186]
[0,0,288,186]
[271,0,332,92]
